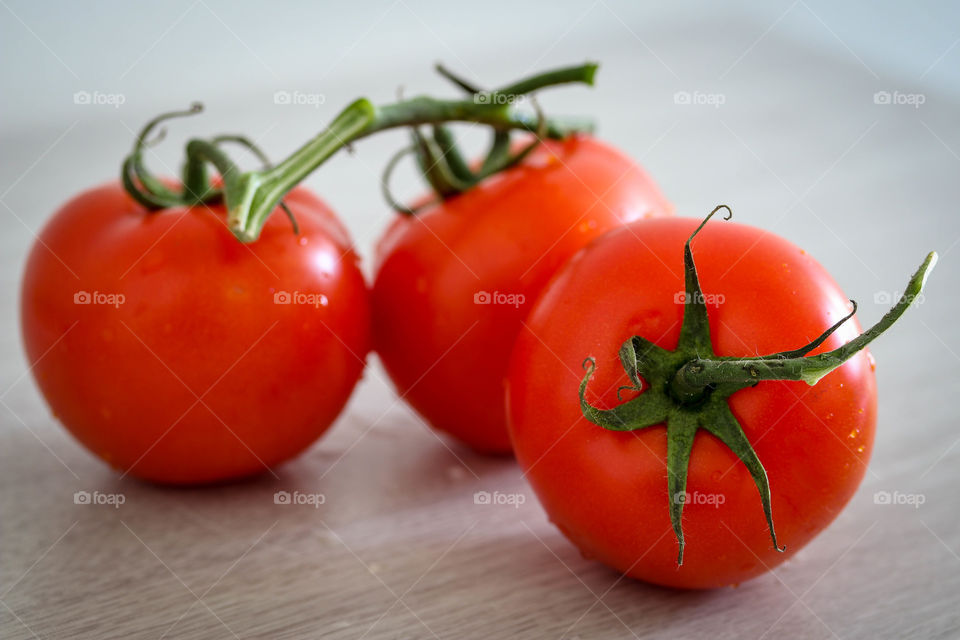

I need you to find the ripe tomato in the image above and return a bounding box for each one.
[372,136,672,453]
[507,216,880,589]
[21,183,369,484]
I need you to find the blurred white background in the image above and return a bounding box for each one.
[2,0,958,266]
[3,0,960,130]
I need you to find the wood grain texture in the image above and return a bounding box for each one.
[2,6,959,639]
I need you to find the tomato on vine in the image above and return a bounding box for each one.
[372,64,673,453]
[507,206,935,588]
[21,108,371,484]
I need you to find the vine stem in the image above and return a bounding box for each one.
[122,63,599,242]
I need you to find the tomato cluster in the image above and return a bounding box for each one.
[20,65,933,589]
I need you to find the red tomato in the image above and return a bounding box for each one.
[21,183,369,484]
[372,136,672,453]
[507,217,877,588]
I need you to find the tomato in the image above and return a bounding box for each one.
[21,183,369,484]
[507,215,883,588]
[372,136,672,453]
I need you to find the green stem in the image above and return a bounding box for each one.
[226,98,375,241]
[224,63,597,241]
[431,125,473,182]
[122,63,599,242]
[183,139,241,204]
[498,63,598,95]
[672,250,937,394]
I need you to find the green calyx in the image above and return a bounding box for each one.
[380,64,589,214]
[579,205,937,565]
[120,63,598,242]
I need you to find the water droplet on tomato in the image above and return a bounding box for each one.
[848,428,860,440]
[867,352,876,371]
[857,445,865,453]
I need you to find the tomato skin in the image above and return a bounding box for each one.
[507,217,877,589]
[21,183,369,484]
[372,136,672,453]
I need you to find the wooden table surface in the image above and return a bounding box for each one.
[2,2,959,638]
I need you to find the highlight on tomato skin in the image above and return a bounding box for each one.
[506,214,933,589]
[372,135,673,455]
[20,183,371,485]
